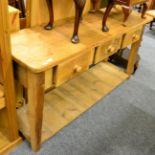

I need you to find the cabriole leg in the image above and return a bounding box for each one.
[72,0,86,44]
[102,0,115,32]
[90,0,100,13]
[141,2,148,18]
[44,0,54,30]
[122,5,132,26]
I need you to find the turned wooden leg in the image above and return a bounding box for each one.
[102,0,115,32]
[122,6,132,26]
[28,71,45,151]
[141,2,148,19]
[44,0,54,30]
[90,0,100,13]
[71,0,86,44]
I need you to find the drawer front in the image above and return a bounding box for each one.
[54,51,92,87]
[0,65,3,84]
[122,26,143,48]
[45,69,54,90]
[94,36,122,64]
[15,64,54,90]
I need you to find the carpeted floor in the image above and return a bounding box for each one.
[10,26,155,155]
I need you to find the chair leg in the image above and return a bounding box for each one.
[90,0,100,13]
[102,0,115,32]
[44,0,54,30]
[122,5,132,26]
[71,0,86,44]
[141,2,148,18]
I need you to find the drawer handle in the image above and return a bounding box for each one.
[73,65,82,73]
[107,46,115,53]
[132,34,138,41]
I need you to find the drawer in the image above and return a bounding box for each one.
[54,51,92,87]
[122,26,143,48]
[94,36,122,64]
[0,65,3,84]
[45,69,54,90]
[14,64,54,90]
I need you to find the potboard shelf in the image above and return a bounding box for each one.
[0,129,21,155]
[17,62,129,143]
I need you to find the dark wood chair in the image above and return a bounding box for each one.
[8,0,26,18]
[102,0,148,32]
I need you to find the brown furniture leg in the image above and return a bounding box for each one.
[90,0,100,13]
[71,0,86,43]
[122,5,132,26]
[141,2,148,18]
[102,0,115,32]
[126,40,140,75]
[44,0,54,30]
[28,71,45,151]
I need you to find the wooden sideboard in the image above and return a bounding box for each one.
[10,6,152,151]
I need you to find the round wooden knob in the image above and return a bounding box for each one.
[73,65,82,73]
[132,34,138,41]
[107,46,114,53]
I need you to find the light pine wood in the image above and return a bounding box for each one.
[0,132,21,155]
[11,10,152,73]
[0,97,5,110]
[26,0,91,27]
[17,62,129,145]
[54,50,93,87]
[0,84,4,98]
[122,25,143,48]
[0,0,22,154]
[45,69,54,90]
[0,0,19,141]
[27,71,45,151]
[146,10,155,18]
[14,64,54,91]
[8,6,20,32]
[126,25,145,75]
[94,35,122,64]
[13,8,152,152]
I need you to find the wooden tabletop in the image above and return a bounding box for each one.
[146,10,155,18]
[11,8,152,73]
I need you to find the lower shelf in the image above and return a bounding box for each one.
[17,62,129,144]
[0,130,22,155]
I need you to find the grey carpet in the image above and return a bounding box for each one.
[10,26,155,155]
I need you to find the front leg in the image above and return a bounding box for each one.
[102,0,115,32]
[90,0,100,13]
[72,0,86,44]
[141,2,148,19]
[122,5,132,26]
[44,0,54,30]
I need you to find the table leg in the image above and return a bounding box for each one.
[71,0,86,44]
[126,40,141,75]
[27,71,45,151]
